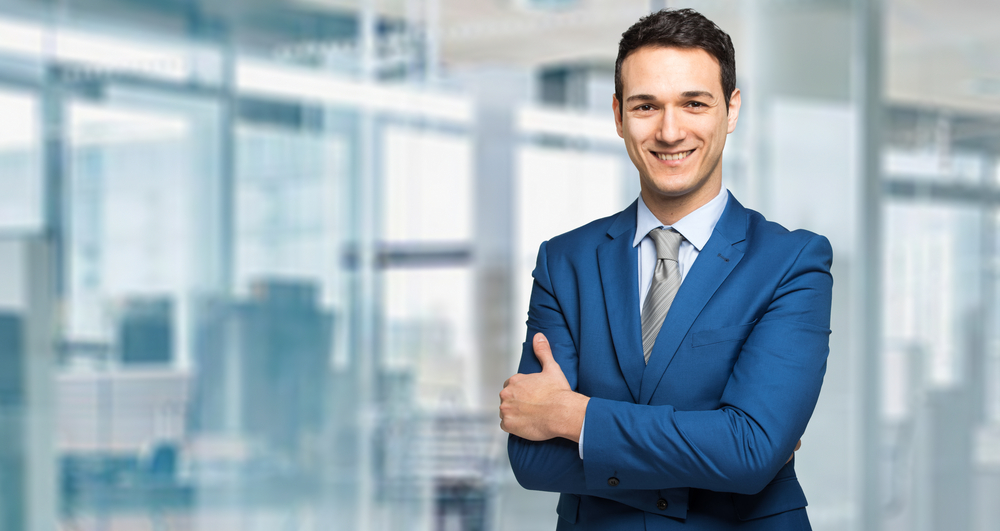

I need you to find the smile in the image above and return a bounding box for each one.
[654,149,694,161]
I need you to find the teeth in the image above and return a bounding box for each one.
[656,150,692,161]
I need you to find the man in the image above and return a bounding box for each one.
[499,8,832,530]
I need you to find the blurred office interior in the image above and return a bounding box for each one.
[0,0,999,529]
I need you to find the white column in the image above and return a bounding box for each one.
[0,236,57,531]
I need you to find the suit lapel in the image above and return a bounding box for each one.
[638,193,749,405]
[597,201,643,403]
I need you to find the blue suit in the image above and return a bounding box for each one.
[508,192,832,530]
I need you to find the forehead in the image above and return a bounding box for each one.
[620,46,722,96]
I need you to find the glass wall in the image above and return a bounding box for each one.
[0,1,998,530]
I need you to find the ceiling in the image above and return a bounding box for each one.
[886,0,1000,114]
[290,0,1000,115]
[4,0,997,114]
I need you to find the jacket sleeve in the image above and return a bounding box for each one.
[507,234,833,497]
[507,240,674,513]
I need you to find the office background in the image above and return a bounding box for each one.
[0,0,998,530]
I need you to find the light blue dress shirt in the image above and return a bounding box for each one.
[578,186,730,459]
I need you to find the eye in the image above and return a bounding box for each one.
[635,104,655,112]
[687,101,706,108]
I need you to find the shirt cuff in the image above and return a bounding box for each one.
[578,417,585,459]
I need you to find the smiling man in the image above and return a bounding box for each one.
[499,8,833,530]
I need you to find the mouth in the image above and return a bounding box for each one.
[653,149,694,162]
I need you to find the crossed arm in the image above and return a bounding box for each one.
[499,234,832,497]
[499,333,800,461]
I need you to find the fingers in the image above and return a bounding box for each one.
[786,439,803,464]
[533,333,558,372]
[498,397,508,432]
[503,373,523,389]
[498,393,514,434]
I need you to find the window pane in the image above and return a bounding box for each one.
[235,125,348,308]
[66,100,200,353]
[383,126,472,242]
[883,201,982,389]
[885,148,987,183]
[383,267,475,408]
[0,91,41,232]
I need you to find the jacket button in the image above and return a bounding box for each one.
[656,498,668,511]
[607,477,620,487]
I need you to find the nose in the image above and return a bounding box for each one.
[656,108,686,145]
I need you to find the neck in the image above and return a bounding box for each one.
[641,183,722,226]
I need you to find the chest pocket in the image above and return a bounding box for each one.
[691,321,756,348]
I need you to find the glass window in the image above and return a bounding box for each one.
[235,125,348,307]
[883,201,982,389]
[0,90,41,232]
[885,148,987,183]
[383,125,472,243]
[383,267,475,408]
[66,100,201,355]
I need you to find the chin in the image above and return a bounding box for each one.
[646,179,698,196]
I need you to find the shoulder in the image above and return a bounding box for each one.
[548,214,615,247]
[742,206,833,269]
[542,205,634,257]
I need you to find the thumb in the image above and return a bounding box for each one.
[533,333,558,371]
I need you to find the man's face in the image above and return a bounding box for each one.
[613,46,740,216]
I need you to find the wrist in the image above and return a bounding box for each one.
[555,391,590,442]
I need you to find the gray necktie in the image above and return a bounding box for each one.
[641,228,684,364]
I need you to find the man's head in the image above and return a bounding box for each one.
[615,8,736,116]
[611,9,740,223]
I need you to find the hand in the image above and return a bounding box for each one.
[786,439,802,464]
[499,333,589,441]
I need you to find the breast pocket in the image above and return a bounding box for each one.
[691,320,757,348]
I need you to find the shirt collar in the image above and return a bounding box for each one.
[633,186,730,252]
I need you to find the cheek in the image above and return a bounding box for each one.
[622,133,643,156]
[623,125,651,150]
[624,146,645,170]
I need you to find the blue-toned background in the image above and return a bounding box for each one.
[0,0,998,530]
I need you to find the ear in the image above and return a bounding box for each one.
[726,88,741,134]
[612,94,624,138]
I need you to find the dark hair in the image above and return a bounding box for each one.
[615,8,736,114]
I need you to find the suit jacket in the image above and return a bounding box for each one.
[508,192,833,530]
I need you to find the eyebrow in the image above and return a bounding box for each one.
[625,91,717,103]
[681,90,715,99]
[624,94,657,103]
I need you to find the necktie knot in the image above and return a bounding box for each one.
[649,228,683,261]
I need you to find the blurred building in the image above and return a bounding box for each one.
[0,312,25,531]
[189,279,332,466]
[118,298,173,365]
